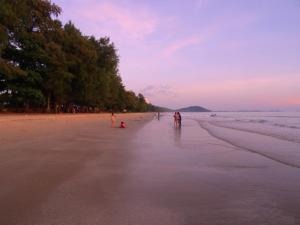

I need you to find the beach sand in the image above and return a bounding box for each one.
[0,113,153,225]
[0,113,300,225]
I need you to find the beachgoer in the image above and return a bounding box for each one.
[120,121,126,128]
[178,112,182,127]
[173,112,178,126]
[174,112,181,127]
[111,112,116,128]
[176,112,181,127]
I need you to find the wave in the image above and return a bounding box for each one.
[233,119,300,130]
[198,121,300,169]
[207,121,300,144]
[264,115,300,118]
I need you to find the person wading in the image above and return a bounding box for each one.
[111,112,116,128]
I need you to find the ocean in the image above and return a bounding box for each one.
[186,111,300,143]
[179,111,300,168]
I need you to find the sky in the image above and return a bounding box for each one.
[53,0,300,111]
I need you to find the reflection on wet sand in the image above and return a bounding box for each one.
[127,113,300,225]
[174,125,182,146]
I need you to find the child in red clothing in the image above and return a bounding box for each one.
[120,121,126,128]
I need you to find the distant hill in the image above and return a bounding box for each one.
[152,105,173,112]
[152,105,210,112]
[176,106,211,112]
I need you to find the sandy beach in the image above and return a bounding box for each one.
[0,113,153,225]
[1,113,300,225]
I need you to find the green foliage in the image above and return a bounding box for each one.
[0,0,153,112]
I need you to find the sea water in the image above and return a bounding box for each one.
[181,111,300,168]
[186,111,300,143]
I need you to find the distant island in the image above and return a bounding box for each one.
[177,106,211,112]
[155,105,211,112]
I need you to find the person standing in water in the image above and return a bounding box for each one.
[111,112,116,128]
[178,112,182,127]
[174,112,181,127]
[173,112,177,127]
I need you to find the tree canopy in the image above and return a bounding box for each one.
[0,0,155,113]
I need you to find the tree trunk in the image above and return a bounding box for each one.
[54,102,58,113]
[25,101,30,113]
[46,95,51,113]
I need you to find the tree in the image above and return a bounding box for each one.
[0,0,62,111]
[0,0,154,113]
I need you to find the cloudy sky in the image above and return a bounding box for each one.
[53,0,300,111]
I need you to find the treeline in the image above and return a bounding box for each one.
[0,0,155,113]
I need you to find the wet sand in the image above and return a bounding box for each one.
[1,113,300,225]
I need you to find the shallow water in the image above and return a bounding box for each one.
[187,111,300,143]
[121,114,300,225]
[177,112,300,168]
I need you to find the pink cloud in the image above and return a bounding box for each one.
[174,75,300,109]
[180,76,299,94]
[140,85,178,98]
[161,36,202,58]
[69,1,157,39]
[159,11,258,59]
[287,98,300,105]
[262,97,300,109]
